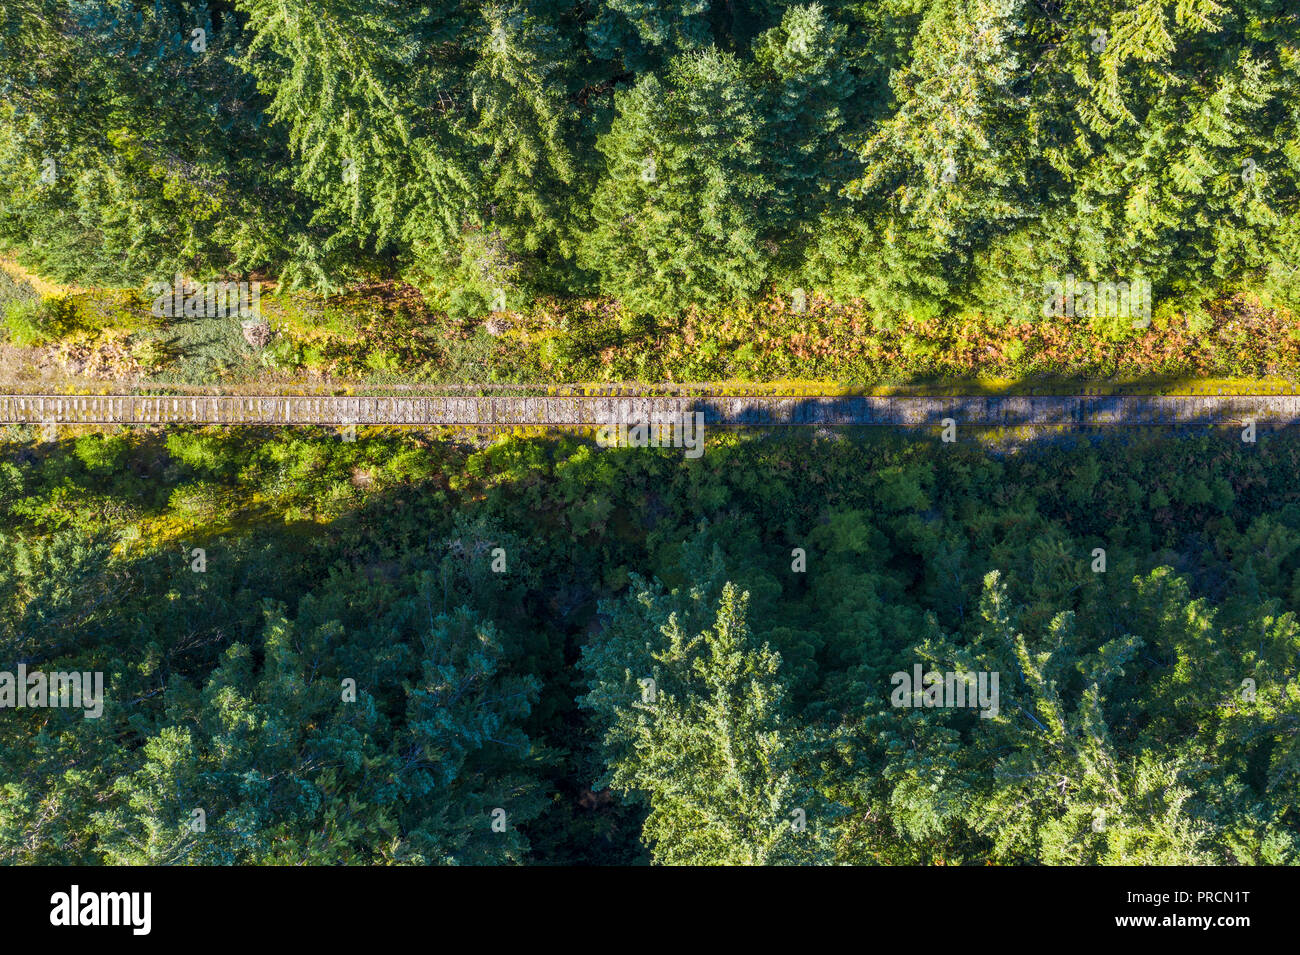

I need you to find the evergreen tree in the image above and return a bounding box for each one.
[237,0,480,292]
[825,0,1036,314]
[0,0,306,284]
[583,573,839,864]
[580,47,776,314]
[584,0,713,73]
[752,4,858,275]
[451,2,586,310]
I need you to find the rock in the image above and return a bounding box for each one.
[484,315,510,337]
[241,319,273,348]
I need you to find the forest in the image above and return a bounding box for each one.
[0,1,1296,324]
[0,425,1296,864]
[0,1,1298,870]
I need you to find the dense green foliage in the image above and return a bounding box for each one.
[2,1,1297,870]
[2,1,1297,318]
[2,424,1296,864]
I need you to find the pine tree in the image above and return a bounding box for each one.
[827,0,1036,315]
[584,0,712,74]
[583,576,838,864]
[752,4,858,275]
[580,47,776,314]
[0,0,304,284]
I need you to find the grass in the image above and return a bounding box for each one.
[134,312,263,385]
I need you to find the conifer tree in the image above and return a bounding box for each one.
[584,0,712,73]
[584,576,838,864]
[0,0,303,284]
[237,0,480,291]
[580,47,775,314]
[92,586,547,864]
[752,4,858,274]
[453,2,585,309]
[831,0,1035,314]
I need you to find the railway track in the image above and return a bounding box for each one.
[1,393,1297,428]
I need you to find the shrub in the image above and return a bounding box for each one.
[167,481,224,521]
[165,432,241,477]
[74,434,129,476]
[2,299,46,345]
[2,295,84,345]
[130,337,168,373]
